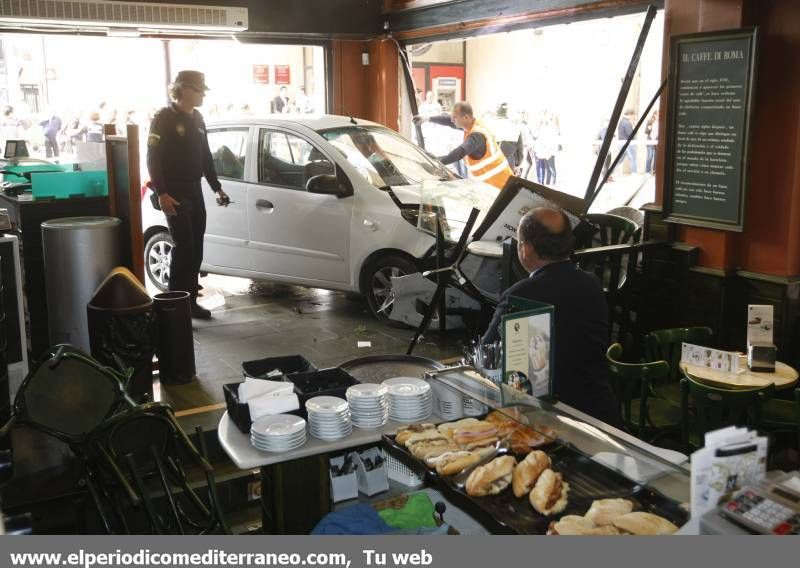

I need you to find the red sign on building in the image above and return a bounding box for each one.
[253,65,270,84]
[274,65,291,85]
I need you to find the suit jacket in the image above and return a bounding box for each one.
[483,260,621,426]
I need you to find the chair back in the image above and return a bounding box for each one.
[606,343,670,436]
[84,402,229,535]
[681,375,774,448]
[646,327,714,383]
[1,345,133,444]
[576,213,640,249]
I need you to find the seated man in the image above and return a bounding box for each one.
[482,207,621,427]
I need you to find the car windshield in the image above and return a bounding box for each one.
[319,125,457,188]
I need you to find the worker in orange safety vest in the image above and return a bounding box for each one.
[416,101,513,190]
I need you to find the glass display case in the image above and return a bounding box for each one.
[382,365,690,535]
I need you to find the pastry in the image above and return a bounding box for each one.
[585,498,634,526]
[529,469,569,515]
[430,450,482,476]
[437,418,480,438]
[465,455,516,497]
[611,512,679,535]
[512,450,551,497]
[395,423,436,446]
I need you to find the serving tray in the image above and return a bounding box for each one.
[382,426,688,535]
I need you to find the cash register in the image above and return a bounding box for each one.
[700,471,800,534]
[0,140,64,196]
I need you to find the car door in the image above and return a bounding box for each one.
[247,127,352,284]
[201,126,252,270]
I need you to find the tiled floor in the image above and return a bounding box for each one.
[156,274,469,412]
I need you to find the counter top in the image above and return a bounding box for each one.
[218,411,447,470]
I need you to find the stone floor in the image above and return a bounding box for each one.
[153,274,469,412]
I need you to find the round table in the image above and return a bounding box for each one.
[681,355,798,390]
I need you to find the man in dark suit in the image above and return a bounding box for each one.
[482,207,621,427]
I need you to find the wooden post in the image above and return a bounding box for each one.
[127,124,145,283]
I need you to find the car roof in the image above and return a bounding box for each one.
[205,114,385,133]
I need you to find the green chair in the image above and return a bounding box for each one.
[761,388,800,452]
[680,374,774,451]
[606,343,681,441]
[645,326,714,406]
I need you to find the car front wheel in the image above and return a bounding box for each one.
[363,255,418,322]
[145,231,173,292]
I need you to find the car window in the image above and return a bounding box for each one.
[258,129,334,191]
[207,128,248,180]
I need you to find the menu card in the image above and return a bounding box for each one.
[746,304,774,345]
[681,342,739,372]
[501,297,554,398]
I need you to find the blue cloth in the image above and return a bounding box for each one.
[311,504,393,535]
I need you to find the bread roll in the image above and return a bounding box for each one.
[465,455,516,497]
[585,498,634,526]
[453,422,498,445]
[611,512,679,535]
[512,450,551,497]
[437,418,480,437]
[529,469,569,515]
[403,429,446,449]
[460,435,499,450]
[396,423,435,446]
[410,439,455,460]
[432,451,482,476]
[547,516,599,535]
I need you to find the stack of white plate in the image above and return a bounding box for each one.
[250,414,307,452]
[383,377,433,422]
[306,396,352,440]
[346,383,389,429]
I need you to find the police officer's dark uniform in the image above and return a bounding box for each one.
[147,70,224,319]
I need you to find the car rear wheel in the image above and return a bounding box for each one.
[145,231,173,292]
[363,255,418,322]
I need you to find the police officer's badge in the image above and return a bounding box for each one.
[147,133,160,146]
[176,123,186,136]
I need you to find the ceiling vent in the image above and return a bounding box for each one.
[0,1,249,32]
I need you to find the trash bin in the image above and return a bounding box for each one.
[87,267,157,402]
[41,217,121,352]
[153,291,196,385]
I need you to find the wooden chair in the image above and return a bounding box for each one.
[606,343,681,441]
[645,326,714,406]
[680,374,774,451]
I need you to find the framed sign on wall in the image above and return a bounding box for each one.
[663,28,758,232]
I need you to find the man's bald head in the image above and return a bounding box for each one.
[518,207,574,261]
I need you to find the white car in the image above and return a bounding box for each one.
[142,114,499,321]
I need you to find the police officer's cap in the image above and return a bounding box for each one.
[174,70,210,92]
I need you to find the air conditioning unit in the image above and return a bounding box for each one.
[0,1,249,32]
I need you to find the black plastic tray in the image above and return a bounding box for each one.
[286,367,359,417]
[241,354,317,380]
[381,431,689,535]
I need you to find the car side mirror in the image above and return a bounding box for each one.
[306,174,351,198]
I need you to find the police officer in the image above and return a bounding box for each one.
[147,70,229,319]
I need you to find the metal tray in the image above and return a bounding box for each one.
[338,354,446,384]
[382,430,689,535]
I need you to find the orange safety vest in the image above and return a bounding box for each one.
[464,119,513,189]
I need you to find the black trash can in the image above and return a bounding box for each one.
[87,267,157,402]
[153,291,196,385]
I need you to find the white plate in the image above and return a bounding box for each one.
[305,396,349,414]
[250,414,307,437]
[383,377,430,397]
[346,384,389,398]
